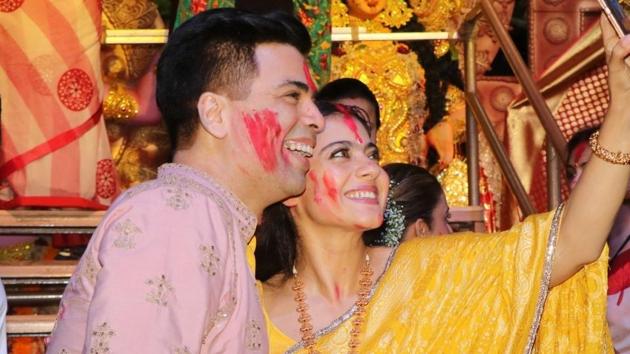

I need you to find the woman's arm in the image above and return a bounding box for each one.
[551,16,630,286]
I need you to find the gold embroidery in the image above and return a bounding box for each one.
[113,218,142,249]
[174,346,192,354]
[202,295,237,345]
[162,185,194,210]
[80,253,99,285]
[245,319,263,351]
[200,244,220,276]
[159,163,257,240]
[145,274,174,306]
[89,322,115,354]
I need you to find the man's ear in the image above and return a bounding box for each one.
[282,196,300,208]
[197,92,228,139]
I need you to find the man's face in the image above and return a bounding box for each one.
[334,97,378,140]
[229,43,324,202]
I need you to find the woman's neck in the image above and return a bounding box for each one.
[295,225,368,305]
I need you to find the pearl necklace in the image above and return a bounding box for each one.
[291,254,374,354]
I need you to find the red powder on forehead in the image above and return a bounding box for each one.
[335,104,364,144]
[242,109,282,172]
[303,62,317,93]
[322,172,338,203]
[308,171,323,204]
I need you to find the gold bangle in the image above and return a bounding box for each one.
[588,131,630,165]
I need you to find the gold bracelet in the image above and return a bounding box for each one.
[588,131,630,165]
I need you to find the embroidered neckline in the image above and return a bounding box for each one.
[158,163,257,241]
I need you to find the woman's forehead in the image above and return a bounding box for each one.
[316,115,370,144]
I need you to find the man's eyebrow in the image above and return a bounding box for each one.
[277,80,310,92]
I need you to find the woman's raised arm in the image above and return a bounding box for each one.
[552,16,630,287]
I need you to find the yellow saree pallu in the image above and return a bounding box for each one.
[266,207,611,353]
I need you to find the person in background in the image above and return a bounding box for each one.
[364,163,451,248]
[315,78,381,140]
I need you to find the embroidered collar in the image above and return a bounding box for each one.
[158,163,257,242]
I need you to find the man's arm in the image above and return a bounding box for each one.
[48,189,234,353]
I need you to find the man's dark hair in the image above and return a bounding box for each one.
[566,125,599,181]
[156,8,311,149]
[315,78,381,130]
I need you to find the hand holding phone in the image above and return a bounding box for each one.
[598,0,630,37]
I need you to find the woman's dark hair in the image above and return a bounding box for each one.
[364,163,444,245]
[315,78,381,130]
[255,100,371,281]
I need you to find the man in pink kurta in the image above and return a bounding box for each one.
[48,164,263,352]
[47,8,324,352]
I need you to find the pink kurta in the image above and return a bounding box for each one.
[47,163,267,353]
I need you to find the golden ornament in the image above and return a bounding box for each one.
[347,0,387,20]
[332,41,426,165]
[103,85,140,121]
[437,158,469,207]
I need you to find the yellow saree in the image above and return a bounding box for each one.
[264,207,611,353]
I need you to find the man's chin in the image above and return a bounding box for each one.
[281,175,306,198]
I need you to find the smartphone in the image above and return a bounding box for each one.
[598,0,630,37]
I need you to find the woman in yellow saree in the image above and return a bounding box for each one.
[255,18,627,353]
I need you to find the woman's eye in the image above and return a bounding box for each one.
[331,148,350,159]
[368,150,380,160]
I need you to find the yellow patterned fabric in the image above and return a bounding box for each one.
[264,209,611,353]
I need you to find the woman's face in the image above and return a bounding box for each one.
[287,113,389,231]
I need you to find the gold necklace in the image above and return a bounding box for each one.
[291,254,374,354]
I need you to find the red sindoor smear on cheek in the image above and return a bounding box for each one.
[243,109,282,172]
[322,172,338,203]
[308,171,323,204]
[303,62,318,93]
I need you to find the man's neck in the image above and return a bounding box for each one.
[173,148,266,218]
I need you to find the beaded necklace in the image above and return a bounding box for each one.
[291,254,374,354]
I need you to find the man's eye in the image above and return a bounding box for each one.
[285,92,301,101]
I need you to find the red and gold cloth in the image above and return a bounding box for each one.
[0,0,116,209]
